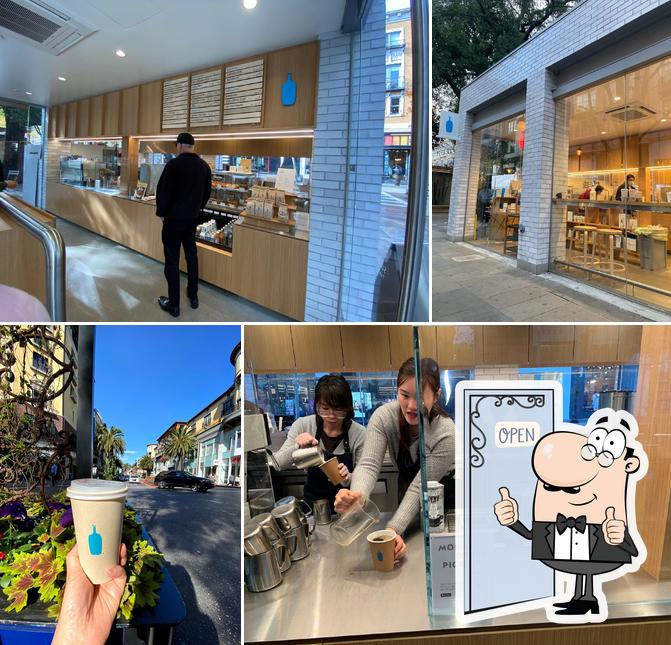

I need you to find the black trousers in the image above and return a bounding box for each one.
[161,221,198,308]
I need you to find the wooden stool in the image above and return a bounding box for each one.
[504,212,519,256]
[594,229,625,273]
[570,225,597,265]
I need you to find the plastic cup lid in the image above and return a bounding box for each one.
[66,478,128,501]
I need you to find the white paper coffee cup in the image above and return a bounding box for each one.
[66,479,128,584]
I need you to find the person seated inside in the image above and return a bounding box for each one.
[579,184,605,199]
[616,174,638,201]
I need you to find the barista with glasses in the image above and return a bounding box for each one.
[273,374,366,511]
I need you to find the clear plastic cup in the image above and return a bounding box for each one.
[330,496,380,546]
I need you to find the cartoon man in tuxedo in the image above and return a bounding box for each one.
[494,409,647,622]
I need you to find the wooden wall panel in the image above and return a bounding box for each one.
[56,104,66,138]
[48,107,56,139]
[574,326,620,364]
[102,91,120,136]
[436,326,483,368]
[65,102,77,138]
[89,95,104,137]
[120,86,139,135]
[244,326,295,373]
[232,224,307,320]
[139,81,163,135]
[482,326,530,366]
[263,41,318,128]
[389,326,438,369]
[76,99,89,138]
[617,325,643,364]
[530,325,575,366]
[340,326,392,372]
[291,326,343,372]
[633,325,671,579]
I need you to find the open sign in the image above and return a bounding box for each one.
[494,422,540,448]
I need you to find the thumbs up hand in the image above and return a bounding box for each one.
[602,506,626,545]
[494,487,519,526]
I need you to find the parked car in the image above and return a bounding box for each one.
[154,470,214,492]
[128,474,140,483]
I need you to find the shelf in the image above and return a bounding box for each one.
[196,237,233,254]
[240,211,296,230]
[555,198,671,213]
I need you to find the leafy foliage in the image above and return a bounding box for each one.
[137,455,154,474]
[0,493,164,621]
[162,425,196,471]
[95,422,126,480]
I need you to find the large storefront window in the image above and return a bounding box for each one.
[467,113,525,256]
[552,54,671,311]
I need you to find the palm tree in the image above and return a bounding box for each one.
[163,425,196,471]
[95,423,126,480]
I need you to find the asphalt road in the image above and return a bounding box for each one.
[126,484,241,645]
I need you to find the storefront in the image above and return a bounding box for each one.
[447,0,671,313]
[243,323,671,643]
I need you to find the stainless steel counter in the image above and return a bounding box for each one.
[244,513,430,642]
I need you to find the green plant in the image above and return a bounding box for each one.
[0,493,164,621]
[162,425,196,471]
[137,455,154,474]
[95,423,126,480]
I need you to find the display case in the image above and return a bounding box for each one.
[57,140,122,194]
[567,170,626,199]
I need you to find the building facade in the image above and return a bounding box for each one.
[447,0,671,313]
[384,5,412,183]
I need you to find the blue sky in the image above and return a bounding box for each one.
[93,325,240,463]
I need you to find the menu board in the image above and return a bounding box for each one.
[190,68,222,127]
[223,59,264,126]
[162,76,189,130]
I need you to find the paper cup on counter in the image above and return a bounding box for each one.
[320,457,345,485]
[367,529,396,572]
[66,479,128,584]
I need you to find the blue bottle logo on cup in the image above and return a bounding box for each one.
[376,550,383,562]
[88,525,103,556]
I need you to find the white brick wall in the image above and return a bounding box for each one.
[447,0,671,271]
[306,0,387,322]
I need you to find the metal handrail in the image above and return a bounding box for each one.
[0,193,66,321]
[397,0,429,321]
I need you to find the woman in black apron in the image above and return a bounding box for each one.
[274,374,366,512]
[335,358,455,564]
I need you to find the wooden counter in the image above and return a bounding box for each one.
[45,181,307,319]
[0,192,56,309]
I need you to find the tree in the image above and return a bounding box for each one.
[95,423,126,480]
[432,0,577,141]
[137,454,154,474]
[162,426,196,471]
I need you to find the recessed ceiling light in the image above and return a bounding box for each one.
[662,118,668,123]
[58,76,67,81]
[601,131,607,135]
[614,96,621,101]
[243,0,257,8]
[25,91,32,95]
[115,49,126,57]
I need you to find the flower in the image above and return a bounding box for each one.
[0,501,27,520]
[47,502,66,512]
[58,508,73,528]
[0,551,5,560]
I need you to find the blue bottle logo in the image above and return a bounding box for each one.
[376,550,384,562]
[282,72,297,107]
[446,117,454,133]
[88,525,103,556]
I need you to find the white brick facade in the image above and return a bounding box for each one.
[306,0,387,322]
[447,0,671,273]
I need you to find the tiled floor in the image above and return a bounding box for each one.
[58,219,290,322]
[432,217,669,322]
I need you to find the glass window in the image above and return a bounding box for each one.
[386,29,403,47]
[387,94,403,116]
[386,63,403,90]
[551,53,671,312]
[467,114,525,257]
[31,351,49,374]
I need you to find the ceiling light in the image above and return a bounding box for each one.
[243,0,257,8]
[115,49,126,57]
[662,118,668,123]
[614,96,621,101]
[25,91,32,95]
[58,76,67,81]
[601,131,607,135]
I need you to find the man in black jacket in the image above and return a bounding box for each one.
[156,132,212,317]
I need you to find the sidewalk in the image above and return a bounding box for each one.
[432,224,669,322]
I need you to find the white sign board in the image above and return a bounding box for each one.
[439,110,461,141]
[275,167,296,194]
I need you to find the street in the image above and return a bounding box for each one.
[127,484,241,645]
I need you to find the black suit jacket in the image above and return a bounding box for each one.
[509,520,638,563]
[156,153,212,224]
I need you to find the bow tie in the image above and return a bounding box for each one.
[556,513,587,534]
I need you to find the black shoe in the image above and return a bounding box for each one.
[158,296,179,318]
[189,295,199,309]
[553,599,580,609]
[553,599,599,615]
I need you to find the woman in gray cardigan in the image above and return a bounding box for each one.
[273,374,366,511]
[335,357,455,562]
